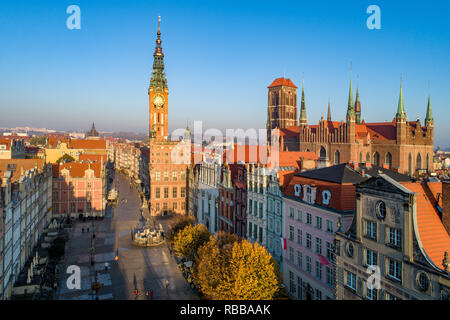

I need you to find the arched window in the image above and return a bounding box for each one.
[408,153,412,176]
[385,152,392,168]
[359,152,363,163]
[366,152,370,163]
[334,150,340,164]
[373,152,380,167]
[416,153,422,171]
[320,146,327,159]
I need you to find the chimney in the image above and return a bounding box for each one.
[442,181,450,235]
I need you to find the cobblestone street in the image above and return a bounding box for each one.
[56,171,198,300]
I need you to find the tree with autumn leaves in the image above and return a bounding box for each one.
[172,223,210,261]
[170,224,283,300]
[193,232,281,300]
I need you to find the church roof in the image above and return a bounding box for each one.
[268,77,298,88]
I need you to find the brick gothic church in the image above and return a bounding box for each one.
[148,17,189,216]
[267,77,434,176]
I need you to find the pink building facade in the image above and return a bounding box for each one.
[282,164,364,300]
[52,162,106,218]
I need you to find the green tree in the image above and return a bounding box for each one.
[173,224,210,261]
[167,215,195,243]
[56,153,75,164]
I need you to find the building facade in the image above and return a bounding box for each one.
[335,175,450,300]
[147,18,188,216]
[52,162,106,219]
[0,159,52,300]
[274,77,434,176]
[282,164,366,300]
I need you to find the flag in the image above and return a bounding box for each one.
[281,237,287,250]
[318,254,330,266]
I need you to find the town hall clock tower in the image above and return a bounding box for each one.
[149,16,168,141]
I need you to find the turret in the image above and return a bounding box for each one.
[425,95,434,127]
[355,87,361,124]
[395,79,407,144]
[299,80,307,126]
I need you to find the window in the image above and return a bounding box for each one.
[289,271,296,294]
[259,203,263,218]
[387,258,402,281]
[181,187,186,197]
[248,199,252,214]
[259,227,263,243]
[289,207,294,219]
[297,210,302,221]
[388,227,401,248]
[172,171,177,181]
[248,222,252,238]
[164,171,169,181]
[180,171,186,180]
[417,272,430,292]
[289,247,294,262]
[306,233,312,249]
[154,171,160,181]
[163,202,168,210]
[326,242,333,261]
[306,213,312,225]
[172,187,177,198]
[365,249,378,266]
[306,256,312,273]
[164,187,169,198]
[326,267,334,286]
[316,216,322,229]
[315,289,322,300]
[326,220,333,233]
[297,277,303,300]
[155,188,160,199]
[297,229,302,245]
[366,283,378,300]
[316,237,322,254]
[385,292,400,300]
[346,271,356,290]
[315,261,322,280]
[173,202,177,210]
[375,201,386,220]
[365,220,377,240]
[289,226,294,241]
[297,251,302,268]
[87,182,91,188]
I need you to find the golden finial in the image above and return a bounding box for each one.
[158,15,161,31]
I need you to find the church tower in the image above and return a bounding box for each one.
[395,79,407,145]
[149,16,169,141]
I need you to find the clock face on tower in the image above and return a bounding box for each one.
[153,94,165,108]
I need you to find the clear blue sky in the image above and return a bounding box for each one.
[0,0,449,147]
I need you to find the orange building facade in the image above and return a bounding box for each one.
[272,77,435,176]
[148,17,188,216]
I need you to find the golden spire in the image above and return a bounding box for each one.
[158,15,161,32]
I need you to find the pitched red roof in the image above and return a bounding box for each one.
[0,159,44,182]
[401,181,450,271]
[0,139,12,150]
[69,139,106,149]
[78,154,107,163]
[53,162,102,178]
[268,77,298,88]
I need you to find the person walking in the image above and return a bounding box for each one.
[150,289,154,300]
